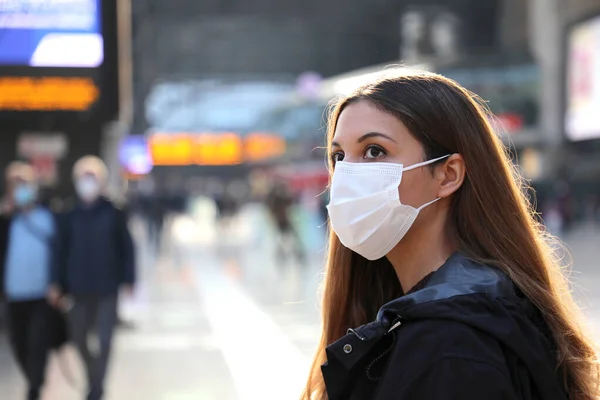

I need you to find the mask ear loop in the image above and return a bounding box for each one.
[405,154,452,211]
[417,196,443,212]
[402,154,451,172]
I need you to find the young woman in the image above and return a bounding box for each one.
[302,71,599,399]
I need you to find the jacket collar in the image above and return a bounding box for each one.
[322,252,515,400]
[322,320,388,399]
[377,252,515,324]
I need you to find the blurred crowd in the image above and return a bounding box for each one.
[0,157,135,400]
[0,156,330,400]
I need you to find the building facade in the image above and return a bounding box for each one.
[131,0,502,132]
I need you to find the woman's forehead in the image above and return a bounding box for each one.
[332,101,412,145]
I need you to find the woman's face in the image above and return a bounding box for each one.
[330,100,441,210]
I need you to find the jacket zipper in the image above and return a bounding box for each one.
[387,315,402,333]
[365,317,401,382]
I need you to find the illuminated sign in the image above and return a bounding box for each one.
[0,76,100,111]
[148,133,287,166]
[245,133,286,162]
[0,0,103,68]
[566,14,600,141]
[119,136,153,175]
[148,135,193,166]
[193,133,243,165]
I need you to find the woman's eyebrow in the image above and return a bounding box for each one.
[331,132,397,148]
[358,132,397,143]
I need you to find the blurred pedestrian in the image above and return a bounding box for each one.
[318,189,329,225]
[0,161,23,215]
[303,72,598,399]
[555,180,574,233]
[48,156,136,400]
[544,200,564,237]
[0,162,55,400]
[266,182,306,264]
[146,194,166,252]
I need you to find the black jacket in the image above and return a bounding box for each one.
[322,253,567,400]
[52,198,135,296]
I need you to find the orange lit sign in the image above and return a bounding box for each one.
[148,132,287,166]
[193,133,243,165]
[245,133,286,162]
[149,135,193,166]
[0,77,99,111]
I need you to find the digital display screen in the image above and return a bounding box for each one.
[0,0,103,67]
[566,14,600,141]
[147,133,287,166]
[0,76,99,110]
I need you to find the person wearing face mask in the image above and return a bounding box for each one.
[302,71,598,400]
[48,155,135,400]
[0,162,56,400]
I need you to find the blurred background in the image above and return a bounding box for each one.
[1,0,600,399]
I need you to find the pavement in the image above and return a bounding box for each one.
[0,202,598,400]
[560,222,600,334]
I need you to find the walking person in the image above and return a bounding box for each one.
[266,182,306,264]
[0,162,56,400]
[48,156,136,400]
[302,71,599,399]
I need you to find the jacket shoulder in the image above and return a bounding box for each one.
[363,319,514,399]
[380,353,516,399]
[396,318,506,363]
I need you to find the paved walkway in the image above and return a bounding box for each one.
[561,223,600,334]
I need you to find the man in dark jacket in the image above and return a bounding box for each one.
[0,162,56,400]
[48,156,135,400]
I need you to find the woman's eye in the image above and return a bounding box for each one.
[364,146,386,159]
[331,152,344,163]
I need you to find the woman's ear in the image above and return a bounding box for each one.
[435,154,465,198]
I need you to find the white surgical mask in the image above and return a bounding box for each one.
[76,177,101,202]
[327,155,450,260]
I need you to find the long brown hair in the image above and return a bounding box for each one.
[302,70,599,399]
